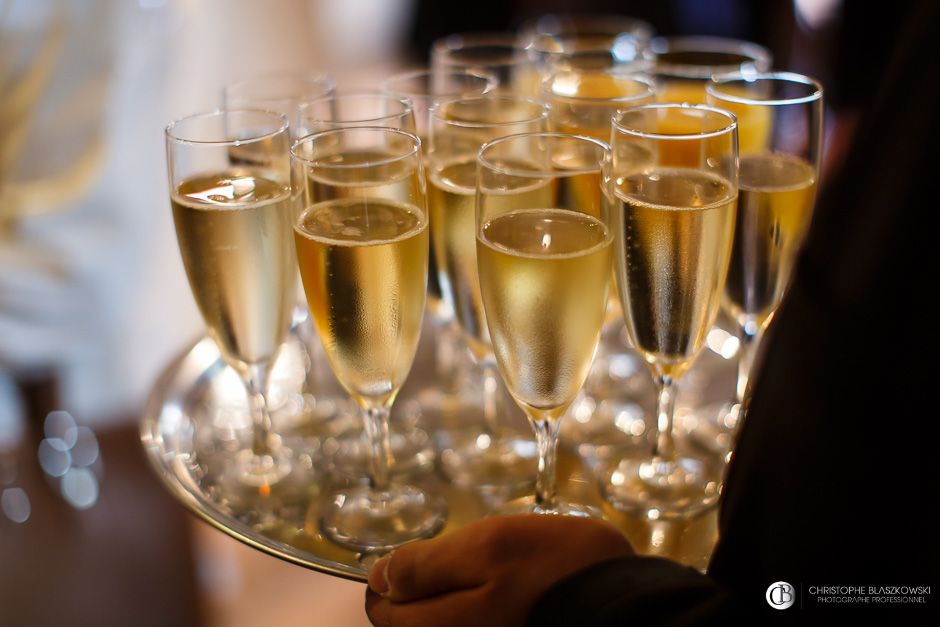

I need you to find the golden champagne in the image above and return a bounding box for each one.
[430,159,552,357]
[172,171,297,370]
[724,153,816,327]
[614,168,736,377]
[477,209,612,421]
[294,198,428,405]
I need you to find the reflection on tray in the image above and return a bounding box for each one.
[142,322,726,582]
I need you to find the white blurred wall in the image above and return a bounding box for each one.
[0,0,415,432]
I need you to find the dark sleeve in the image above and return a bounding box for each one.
[526,557,742,627]
[529,1,939,624]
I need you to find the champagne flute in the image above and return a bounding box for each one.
[292,127,446,551]
[705,72,823,445]
[431,33,536,96]
[428,96,547,493]
[477,132,614,516]
[540,69,657,461]
[384,68,496,413]
[222,73,342,437]
[602,104,738,518]
[295,92,435,477]
[647,36,771,107]
[165,110,296,486]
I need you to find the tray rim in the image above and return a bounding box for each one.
[139,337,369,583]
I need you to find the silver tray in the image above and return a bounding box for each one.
[141,324,728,582]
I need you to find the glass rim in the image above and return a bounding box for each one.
[612,103,737,140]
[541,71,656,105]
[706,71,823,106]
[223,72,336,102]
[290,126,421,169]
[165,108,289,146]
[478,131,611,178]
[297,90,414,125]
[432,31,531,67]
[384,67,499,98]
[644,35,771,78]
[430,95,548,129]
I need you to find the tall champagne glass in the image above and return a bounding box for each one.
[705,72,823,442]
[292,127,446,551]
[477,133,613,516]
[165,110,295,486]
[428,96,547,492]
[295,92,433,476]
[603,104,738,518]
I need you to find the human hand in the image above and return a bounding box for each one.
[365,514,634,627]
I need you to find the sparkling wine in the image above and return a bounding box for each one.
[724,153,816,327]
[614,168,736,377]
[294,198,428,405]
[477,208,612,420]
[172,171,296,370]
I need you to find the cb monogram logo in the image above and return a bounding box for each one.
[766,581,795,609]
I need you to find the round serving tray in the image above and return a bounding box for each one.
[141,324,728,582]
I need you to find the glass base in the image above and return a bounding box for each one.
[328,425,435,480]
[497,495,602,518]
[230,443,292,487]
[438,434,537,496]
[321,484,447,552]
[601,453,721,519]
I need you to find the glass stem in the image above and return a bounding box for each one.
[481,359,502,437]
[532,418,560,509]
[363,405,392,491]
[735,321,762,406]
[245,362,274,457]
[652,374,678,461]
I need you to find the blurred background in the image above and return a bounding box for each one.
[0,0,882,625]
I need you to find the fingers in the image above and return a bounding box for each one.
[369,515,629,603]
[368,528,491,602]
